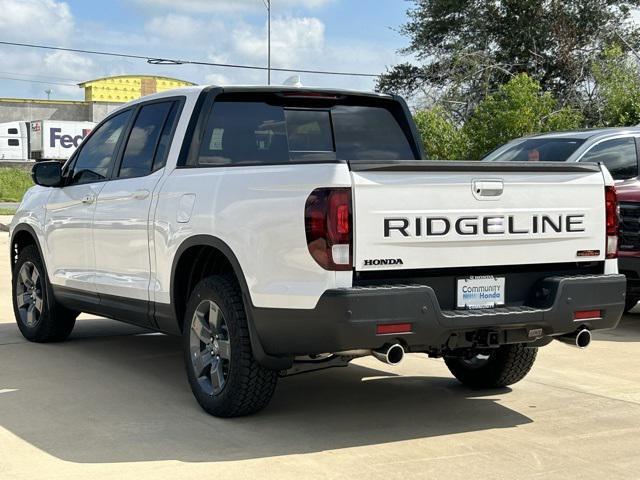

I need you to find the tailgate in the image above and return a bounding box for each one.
[351,161,606,271]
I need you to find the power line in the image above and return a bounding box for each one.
[0,75,77,87]
[0,40,380,78]
[0,70,79,82]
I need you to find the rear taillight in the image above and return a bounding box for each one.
[305,188,352,271]
[605,185,619,259]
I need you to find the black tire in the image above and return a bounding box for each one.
[624,296,639,314]
[444,344,537,389]
[182,275,278,417]
[12,244,78,342]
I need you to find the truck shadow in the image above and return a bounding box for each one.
[0,319,532,464]
[595,315,640,342]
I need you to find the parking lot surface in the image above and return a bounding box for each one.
[1,227,640,480]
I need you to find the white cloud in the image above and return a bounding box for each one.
[0,0,74,43]
[133,0,332,14]
[205,72,232,85]
[0,0,101,98]
[144,14,221,42]
[232,17,325,67]
[43,51,94,77]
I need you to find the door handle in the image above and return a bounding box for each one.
[81,194,95,205]
[132,189,150,200]
[473,180,504,197]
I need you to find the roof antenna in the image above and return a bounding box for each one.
[283,75,302,87]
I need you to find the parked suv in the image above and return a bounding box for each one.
[11,86,625,417]
[483,128,640,312]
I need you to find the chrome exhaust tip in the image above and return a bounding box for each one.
[372,344,405,365]
[557,329,592,349]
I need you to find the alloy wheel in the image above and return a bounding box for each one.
[15,261,44,328]
[189,300,231,396]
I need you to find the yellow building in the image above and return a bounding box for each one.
[78,75,196,103]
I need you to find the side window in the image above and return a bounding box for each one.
[118,101,174,179]
[580,137,638,180]
[151,101,180,172]
[8,128,18,134]
[68,110,131,185]
[8,139,19,146]
[196,101,288,166]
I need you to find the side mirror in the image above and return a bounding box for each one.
[32,161,63,187]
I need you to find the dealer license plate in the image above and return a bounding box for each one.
[456,276,505,309]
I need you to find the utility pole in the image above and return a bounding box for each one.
[44,88,52,100]
[267,0,271,85]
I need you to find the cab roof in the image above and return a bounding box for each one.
[121,84,396,110]
[527,127,640,140]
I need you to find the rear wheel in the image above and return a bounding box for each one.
[444,344,537,389]
[12,245,78,342]
[183,275,278,417]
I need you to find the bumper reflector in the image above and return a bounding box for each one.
[574,310,601,320]
[376,323,412,335]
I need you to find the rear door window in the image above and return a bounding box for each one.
[194,96,416,166]
[151,101,181,171]
[118,101,175,179]
[579,137,638,180]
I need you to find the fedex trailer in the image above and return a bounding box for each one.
[30,120,95,161]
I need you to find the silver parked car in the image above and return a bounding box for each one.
[483,128,640,313]
[482,128,640,182]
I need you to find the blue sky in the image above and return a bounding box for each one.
[0,0,411,100]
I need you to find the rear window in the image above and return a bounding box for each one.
[482,138,585,162]
[285,109,334,155]
[192,97,416,166]
[332,105,415,160]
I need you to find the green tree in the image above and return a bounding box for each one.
[413,107,468,159]
[378,0,640,121]
[593,45,640,126]
[464,74,583,159]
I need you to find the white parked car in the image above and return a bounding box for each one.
[10,86,626,417]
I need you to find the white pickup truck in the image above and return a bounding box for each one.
[10,86,626,417]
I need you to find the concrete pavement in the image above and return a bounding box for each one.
[1,230,639,480]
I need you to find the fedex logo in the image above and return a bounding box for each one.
[50,128,92,149]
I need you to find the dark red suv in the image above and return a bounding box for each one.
[617,180,640,311]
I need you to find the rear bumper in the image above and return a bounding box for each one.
[251,274,626,356]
